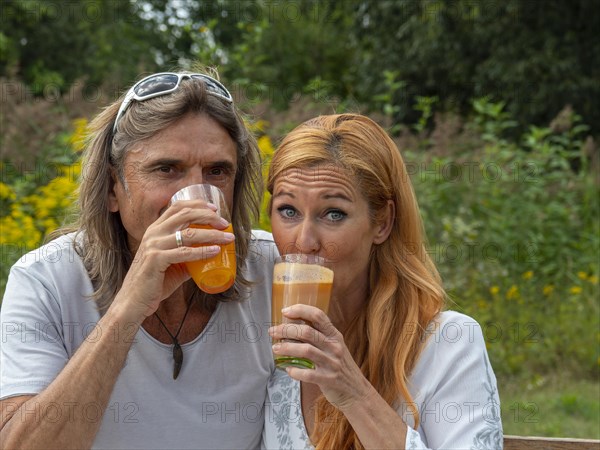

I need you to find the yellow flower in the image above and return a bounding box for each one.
[506,285,519,300]
[1,211,42,249]
[10,204,23,219]
[246,119,270,135]
[489,286,500,295]
[522,270,533,280]
[256,134,275,230]
[0,182,16,200]
[588,275,598,285]
[543,285,555,296]
[71,160,82,178]
[258,135,274,158]
[42,218,58,234]
[254,120,269,134]
[0,216,16,244]
[577,271,588,281]
[69,118,88,152]
[569,286,582,295]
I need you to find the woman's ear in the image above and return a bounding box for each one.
[373,199,395,244]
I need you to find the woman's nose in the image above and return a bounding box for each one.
[293,220,320,254]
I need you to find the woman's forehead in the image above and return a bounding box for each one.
[275,162,352,183]
[273,163,360,200]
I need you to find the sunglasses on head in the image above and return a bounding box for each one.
[112,72,234,133]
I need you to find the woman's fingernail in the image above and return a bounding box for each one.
[218,217,229,227]
[222,232,235,242]
[282,307,291,313]
[272,344,281,352]
[207,202,218,211]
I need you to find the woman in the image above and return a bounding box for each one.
[263,114,502,449]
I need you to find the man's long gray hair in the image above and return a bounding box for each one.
[53,70,262,313]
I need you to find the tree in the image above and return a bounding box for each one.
[199,0,600,132]
[0,0,165,93]
[355,0,600,131]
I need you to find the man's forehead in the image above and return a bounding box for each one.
[122,142,237,165]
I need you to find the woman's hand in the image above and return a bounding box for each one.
[112,200,235,324]
[269,304,374,411]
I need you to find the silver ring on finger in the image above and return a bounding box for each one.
[175,230,183,248]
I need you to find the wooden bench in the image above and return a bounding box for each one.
[504,435,600,449]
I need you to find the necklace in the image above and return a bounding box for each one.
[154,299,194,380]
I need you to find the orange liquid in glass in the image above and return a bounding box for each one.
[271,281,333,327]
[185,224,236,294]
[271,262,333,369]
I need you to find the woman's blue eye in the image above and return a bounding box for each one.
[277,206,297,219]
[325,210,346,222]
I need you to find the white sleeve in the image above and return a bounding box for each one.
[400,312,503,449]
[1,237,96,400]
[1,264,68,398]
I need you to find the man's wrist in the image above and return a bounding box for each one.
[103,300,144,339]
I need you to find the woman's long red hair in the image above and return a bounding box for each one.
[267,114,445,449]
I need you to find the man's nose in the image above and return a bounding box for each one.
[182,169,205,188]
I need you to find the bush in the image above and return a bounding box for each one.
[0,119,84,294]
[406,100,599,378]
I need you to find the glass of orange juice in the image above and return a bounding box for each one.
[170,184,236,294]
[272,254,334,369]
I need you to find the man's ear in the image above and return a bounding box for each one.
[107,167,120,213]
[373,199,395,244]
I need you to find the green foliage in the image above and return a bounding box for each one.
[409,99,599,378]
[3,0,598,135]
[372,70,406,135]
[471,97,518,142]
[355,0,600,133]
[182,0,599,134]
[501,376,599,438]
[221,0,358,109]
[0,0,163,91]
[1,119,83,295]
[413,95,438,134]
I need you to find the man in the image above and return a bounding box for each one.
[1,72,276,449]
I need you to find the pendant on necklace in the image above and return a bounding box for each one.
[172,341,183,380]
[154,299,193,381]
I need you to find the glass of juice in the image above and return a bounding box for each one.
[170,184,236,294]
[272,254,334,370]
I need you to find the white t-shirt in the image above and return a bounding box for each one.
[1,231,278,450]
[262,311,503,449]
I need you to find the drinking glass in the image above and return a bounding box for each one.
[170,184,236,294]
[272,254,334,369]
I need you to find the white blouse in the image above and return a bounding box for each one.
[262,311,503,449]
